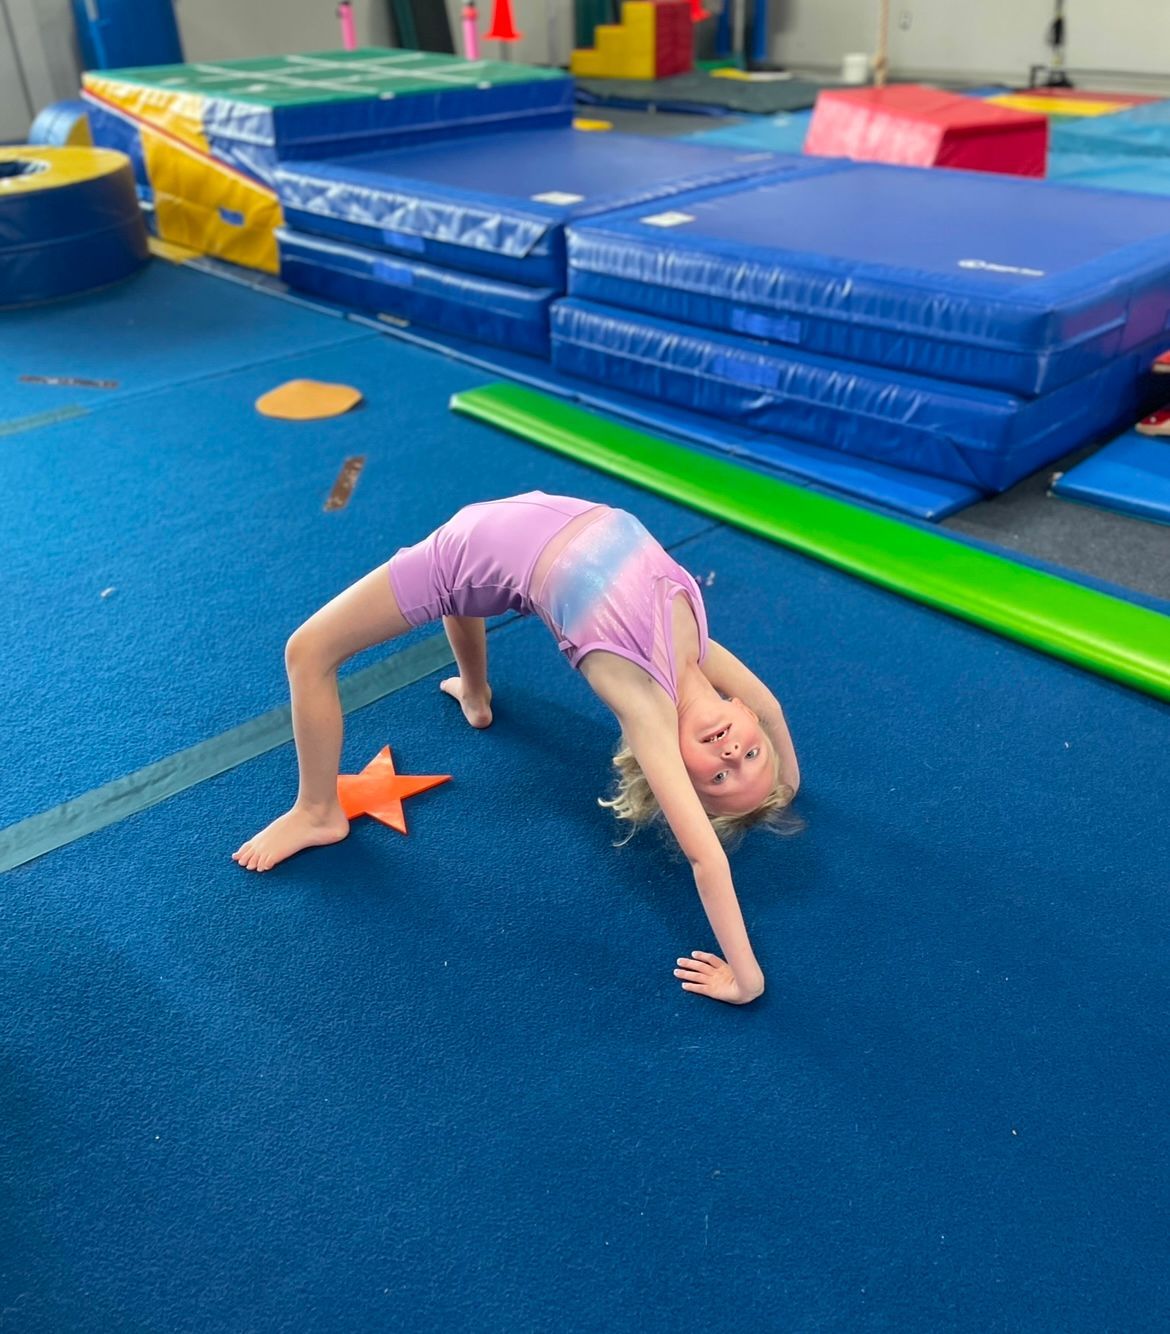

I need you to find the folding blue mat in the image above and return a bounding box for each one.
[1052,432,1170,525]
[278,228,558,357]
[1051,101,1170,160]
[566,162,1170,396]
[0,259,367,433]
[549,298,1167,492]
[273,129,794,289]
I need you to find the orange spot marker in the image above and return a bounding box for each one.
[336,746,451,834]
[256,379,364,421]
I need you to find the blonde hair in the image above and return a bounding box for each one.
[598,734,803,851]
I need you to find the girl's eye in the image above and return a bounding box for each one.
[713,771,727,785]
[747,747,760,759]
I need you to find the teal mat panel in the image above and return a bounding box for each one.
[681,110,814,153]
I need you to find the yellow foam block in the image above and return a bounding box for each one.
[573,117,614,131]
[569,50,607,77]
[621,1,656,32]
[595,26,631,56]
[147,235,200,264]
[256,380,364,421]
[989,94,1128,118]
[142,129,283,273]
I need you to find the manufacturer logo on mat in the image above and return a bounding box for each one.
[958,258,1046,277]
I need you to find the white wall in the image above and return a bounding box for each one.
[8,0,1170,136]
[771,0,1170,90]
[175,0,573,68]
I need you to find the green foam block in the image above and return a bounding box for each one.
[450,383,1170,704]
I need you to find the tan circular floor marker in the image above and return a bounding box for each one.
[256,379,364,420]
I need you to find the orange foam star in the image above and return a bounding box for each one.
[336,746,451,834]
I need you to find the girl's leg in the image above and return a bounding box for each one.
[233,561,415,872]
[438,615,493,729]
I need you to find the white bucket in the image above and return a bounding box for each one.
[842,52,870,85]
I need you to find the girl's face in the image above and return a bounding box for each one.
[678,697,776,816]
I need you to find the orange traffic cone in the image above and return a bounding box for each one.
[486,0,522,41]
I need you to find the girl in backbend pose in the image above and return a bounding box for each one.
[234,492,800,1006]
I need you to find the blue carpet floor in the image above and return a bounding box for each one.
[0,332,713,827]
[0,261,367,431]
[4,263,1170,1333]
[3,520,1169,1331]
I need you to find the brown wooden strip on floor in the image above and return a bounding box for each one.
[324,455,365,511]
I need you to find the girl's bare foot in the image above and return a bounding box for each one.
[439,678,493,728]
[232,803,350,872]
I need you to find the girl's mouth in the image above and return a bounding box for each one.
[701,725,730,744]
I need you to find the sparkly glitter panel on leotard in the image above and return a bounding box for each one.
[531,507,709,703]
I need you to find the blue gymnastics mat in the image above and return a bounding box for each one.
[550,298,1166,492]
[1048,151,1170,198]
[680,111,814,155]
[566,162,1170,396]
[274,129,795,289]
[0,259,367,433]
[278,228,557,357]
[336,307,982,520]
[1051,101,1170,160]
[1052,432,1170,525]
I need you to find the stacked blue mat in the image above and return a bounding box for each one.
[555,160,1170,499]
[272,130,780,357]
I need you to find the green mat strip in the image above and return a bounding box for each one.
[0,405,89,439]
[450,383,1170,704]
[0,633,456,875]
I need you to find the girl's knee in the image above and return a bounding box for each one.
[285,621,336,676]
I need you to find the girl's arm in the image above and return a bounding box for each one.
[620,701,766,1002]
[702,639,800,794]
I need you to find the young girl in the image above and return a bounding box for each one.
[233,491,800,1006]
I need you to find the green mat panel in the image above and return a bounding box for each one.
[96,49,564,107]
[450,383,1170,704]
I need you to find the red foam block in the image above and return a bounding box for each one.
[806,85,1049,177]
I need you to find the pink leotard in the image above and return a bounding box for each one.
[387,491,709,702]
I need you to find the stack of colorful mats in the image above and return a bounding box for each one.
[81,49,575,273]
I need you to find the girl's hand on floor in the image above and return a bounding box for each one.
[674,951,764,1005]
